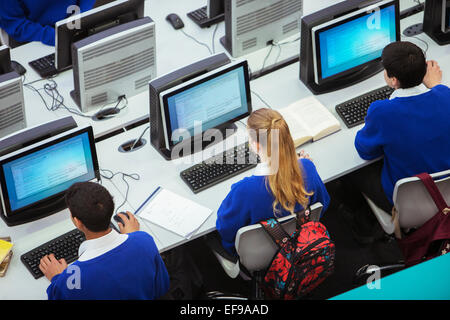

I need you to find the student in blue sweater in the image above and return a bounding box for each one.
[215,108,330,256]
[0,0,95,46]
[342,41,450,243]
[38,182,170,300]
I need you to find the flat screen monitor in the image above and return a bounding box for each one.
[443,0,450,33]
[208,0,224,18]
[0,126,99,219]
[0,45,12,75]
[159,60,251,151]
[312,0,399,86]
[55,0,144,70]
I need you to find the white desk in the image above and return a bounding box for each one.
[9,0,368,141]
[92,6,450,254]
[1,0,448,300]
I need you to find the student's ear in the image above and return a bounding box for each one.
[384,70,400,89]
[70,214,84,231]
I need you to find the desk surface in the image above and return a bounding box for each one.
[1,0,449,300]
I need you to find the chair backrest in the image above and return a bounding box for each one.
[0,29,8,47]
[393,169,450,230]
[235,202,323,273]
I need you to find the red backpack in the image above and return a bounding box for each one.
[259,209,335,300]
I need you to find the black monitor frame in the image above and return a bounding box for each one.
[0,45,13,75]
[149,53,232,160]
[55,0,144,71]
[160,60,252,152]
[312,0,399,87]
[423,0,450,45]
[299,0,400,95]
[0,126,99,226]
[444,0,450,33]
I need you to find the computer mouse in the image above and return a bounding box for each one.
[92,107,120,120]
[166,13,184,30]
[10,60,27,76]
[113,212,130,226]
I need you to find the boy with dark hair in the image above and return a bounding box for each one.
[0,0,95,46]
[39,181,170,300]
[341,41,450,243]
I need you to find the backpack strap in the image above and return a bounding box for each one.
[416,173,450,214]
[260,218,292,249]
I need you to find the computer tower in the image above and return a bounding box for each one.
[0,72,26,139]
[71,16,156,112]
[149,53,231,160]
[220,0,303,58]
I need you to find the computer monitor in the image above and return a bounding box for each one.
[0,45,13,75]
[444,0,450,32]
[54,0,145,71]
[0,71,26,140]
[220,0,303,58]
[187,0,224,28]
[0,126,100,226]
[149,54,251,160]
[71,16,156,112]
[300,0,400,95]
[208,0,225,18]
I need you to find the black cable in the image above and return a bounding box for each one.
[100,169,140,214]
[130,125,150,150]
[24,78,92,118]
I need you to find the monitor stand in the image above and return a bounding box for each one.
[0,195,67,227]
[156,122,238,161]
[304,61,384,95]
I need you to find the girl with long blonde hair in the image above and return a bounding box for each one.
[215,108,330,256]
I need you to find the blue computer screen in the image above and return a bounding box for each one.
[318,4,397,80]
[166,65,249,143]
[2,132,96,212]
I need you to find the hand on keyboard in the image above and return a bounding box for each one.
[39,253,68,281]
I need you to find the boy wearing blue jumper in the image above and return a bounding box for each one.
[0,0,95,46]
[353,41,450,213]
[215,109,330,256]
[38,182,170,300]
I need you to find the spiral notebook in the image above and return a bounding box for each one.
[136,187,212,239]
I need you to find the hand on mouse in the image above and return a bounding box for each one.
[117,211,140,234]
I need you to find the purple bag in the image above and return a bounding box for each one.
[397,173,450,267]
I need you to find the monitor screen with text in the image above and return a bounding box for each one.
[163,62,250,146]
[1,130,96,213]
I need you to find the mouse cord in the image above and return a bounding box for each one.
[181,29,213,55]
[24,78,91,118]
[100,169,140,215]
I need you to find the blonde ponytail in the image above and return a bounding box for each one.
[247,108,312,215]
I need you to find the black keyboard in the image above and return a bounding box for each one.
[187,6,224,28]
[180,142,258,193]
[21,228,85,279]
[28,53,58,78]
[335,86,395,128]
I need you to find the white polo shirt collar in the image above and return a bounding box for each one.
[78,229,128,262]
[389,84,430,100]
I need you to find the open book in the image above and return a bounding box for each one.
[278,96,341,147]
